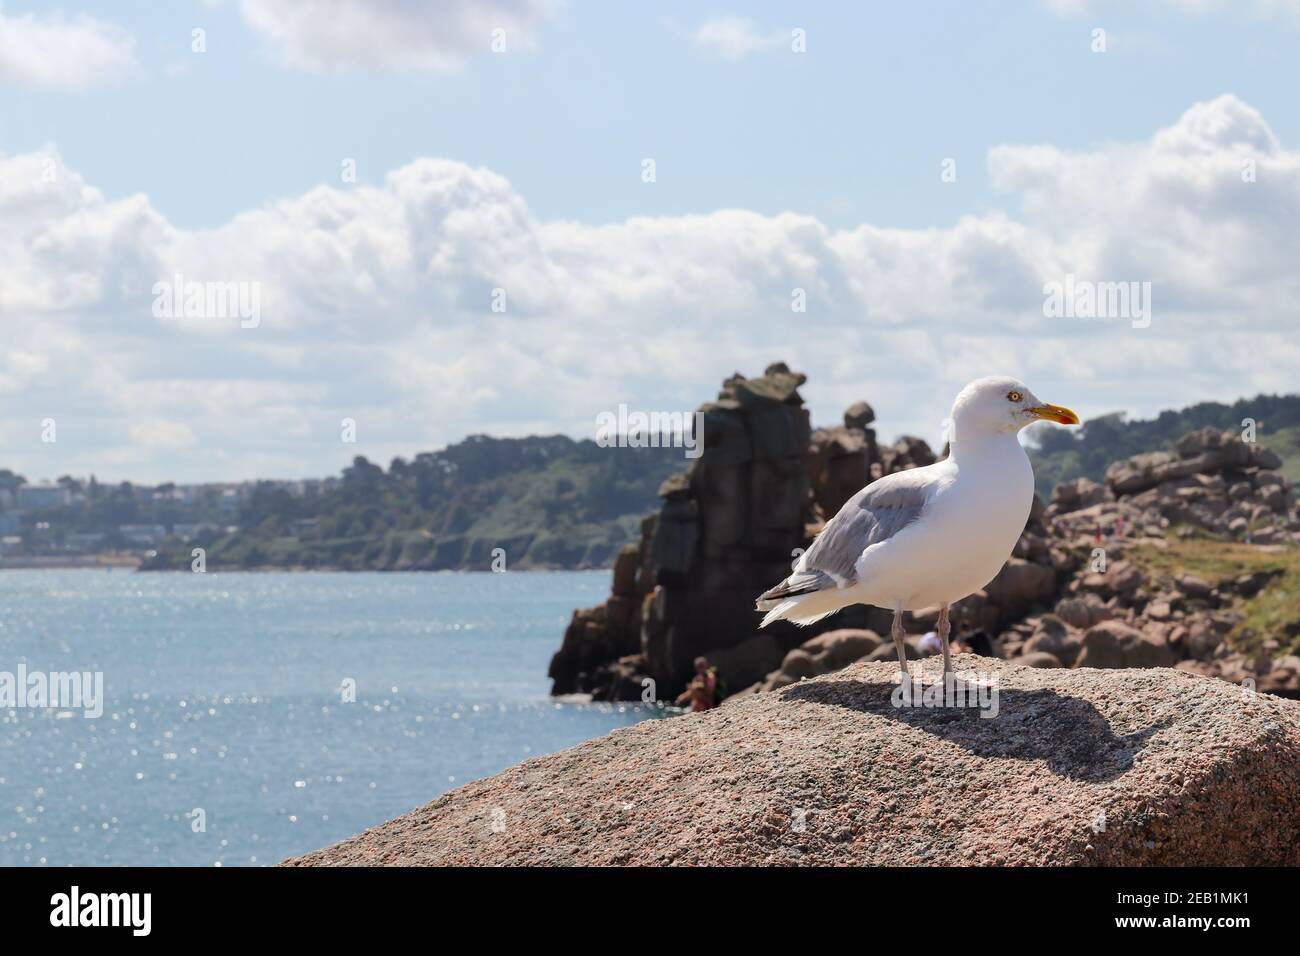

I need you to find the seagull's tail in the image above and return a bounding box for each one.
[756,570,845,628]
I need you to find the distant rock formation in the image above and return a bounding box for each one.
[1098,426,1290,542]
[285,656,1300,866]
[1104,425,1283,499]
[547,363,934,701]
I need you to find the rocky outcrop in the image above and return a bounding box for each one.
[549,363,932,701]
[751,628,884,691]
[1099,426,1291,542]
[999,429,1300,691]
[549,363,811,698]
[552,369,1300,703]
[286,656,1300,866]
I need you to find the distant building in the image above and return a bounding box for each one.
[65,532,106,551]
[16,483,71,510]
[118,524,167,545]
[0,535,23,555]
[0,513,20,535]
[171,522,218,540]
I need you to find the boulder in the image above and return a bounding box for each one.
[1145,599,1172,621]
[799,628,883,670]
[1126,627,1177,668]
[881,436,936,472]
[705,633,787,693]
[864,642,920,663]
[984,558,1057,607]
[287,657,1300,866]
[1050,477,1109,514]
[1075,622,1129,669]
[1024,629,1081,667]
[773,648,821,684]
[843,400,875,429]
[1107,561,1145,594]
[1183,620,1223,661]
[1076,620,1172,669]
[1174,573,1212,599]
[1054,594,1110,630]
[807,425,874,517]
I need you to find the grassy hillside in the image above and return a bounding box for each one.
[124,391,1300,572]
[1128,536,1300,657]
[145,435,690,571]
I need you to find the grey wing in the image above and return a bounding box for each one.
[804,469,935,584]
[757,469,935,607]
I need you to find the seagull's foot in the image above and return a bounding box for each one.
[943,671,997,703]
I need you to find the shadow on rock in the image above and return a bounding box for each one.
[780,676,1166,782]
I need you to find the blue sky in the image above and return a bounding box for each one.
[2,1,1299,483]
[7,0,1299,231]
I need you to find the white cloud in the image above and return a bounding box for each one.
[3,95,1300,483]
[691,16,787,60]
[237,0,558,72]
[0,10,138,90]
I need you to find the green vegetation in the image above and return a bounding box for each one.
[1026,393,1300,497]
[144,435,690,571]
[14,392,1299,573]
[1127,535,1300,656]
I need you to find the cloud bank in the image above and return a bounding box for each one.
[3,95,1298,482]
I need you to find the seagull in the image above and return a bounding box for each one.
[756,376,1079,685]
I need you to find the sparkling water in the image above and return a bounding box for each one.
[0,569,654,866]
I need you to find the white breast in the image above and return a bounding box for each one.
[854,440,1034,611]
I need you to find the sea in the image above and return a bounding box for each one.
[0,569,657,866]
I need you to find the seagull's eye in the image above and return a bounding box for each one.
[1007,390,1023,402]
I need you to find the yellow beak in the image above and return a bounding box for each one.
[1028,403,1080,425]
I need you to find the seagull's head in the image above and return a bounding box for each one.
[951,376,1080,437]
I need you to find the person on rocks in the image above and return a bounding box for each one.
[675,657,719,712]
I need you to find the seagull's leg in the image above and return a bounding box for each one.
[938,602,953,703]
[938,603,952,682]
[890,604,910,686]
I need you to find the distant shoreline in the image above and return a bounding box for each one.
[0,555,141,570]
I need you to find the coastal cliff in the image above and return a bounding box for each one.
[285,656,1300,866]
[547,362,937,700]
